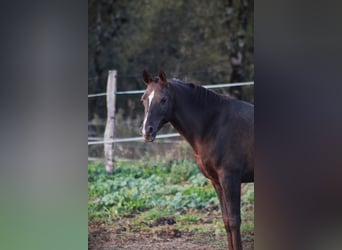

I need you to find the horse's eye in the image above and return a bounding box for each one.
[160,98,167,104]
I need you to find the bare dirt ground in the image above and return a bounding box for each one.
[89,220,254,250]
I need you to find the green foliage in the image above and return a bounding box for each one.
[88,160,254,235]
[89,161,254,234]
[88,160,219,220]
[88,0,254,119]
[168,159,198,184]
[241,183,254,232]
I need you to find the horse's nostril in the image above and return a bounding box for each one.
[147,126,153,134]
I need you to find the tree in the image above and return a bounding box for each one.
[88,0,254,120]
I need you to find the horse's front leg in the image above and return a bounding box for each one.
[219,174,243,250]
[212,181,233,250]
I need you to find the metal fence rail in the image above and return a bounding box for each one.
[88,133,180,145]
[88,81,254,98]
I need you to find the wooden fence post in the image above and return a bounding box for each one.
[104,70,117,173]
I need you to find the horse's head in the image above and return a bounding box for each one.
[140,70,173,142]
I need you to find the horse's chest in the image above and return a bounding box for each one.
[194,153,218,182]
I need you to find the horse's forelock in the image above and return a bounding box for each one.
[152,76,159,83]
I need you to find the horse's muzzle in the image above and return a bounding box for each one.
[142,125,156,142]
[144,134,155,142]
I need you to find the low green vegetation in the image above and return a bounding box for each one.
[88,160,254,233]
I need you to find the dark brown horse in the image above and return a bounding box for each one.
[140,70,254,250]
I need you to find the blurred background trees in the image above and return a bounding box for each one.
[89,0,253,121]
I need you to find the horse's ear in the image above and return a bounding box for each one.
[142,69,151,85]
[159,70,167,84]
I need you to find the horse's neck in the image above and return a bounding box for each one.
[170,84,216,152]
[170,110,199,151]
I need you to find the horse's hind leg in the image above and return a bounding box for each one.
[212,181,233,250]
[219,174,242,250]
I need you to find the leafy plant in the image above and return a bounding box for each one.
[88,160,253,234]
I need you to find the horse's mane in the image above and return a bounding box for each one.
[169,78,227,106]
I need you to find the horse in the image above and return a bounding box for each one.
[140,70,254,250]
